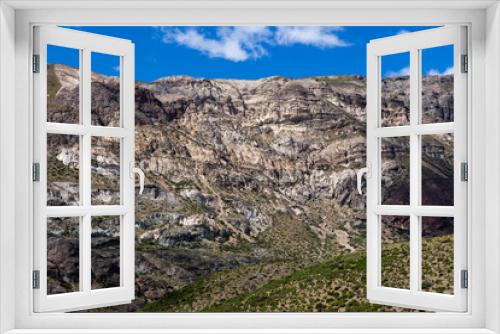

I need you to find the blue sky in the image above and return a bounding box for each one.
[47,26,453,82]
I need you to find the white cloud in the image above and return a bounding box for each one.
[396,29,411,35]
[159,26,350,62]
[161,27,272,62]
[427,67,453,76]
[385,66,410,78]
[275,26,349,48]
[113,65,120,73]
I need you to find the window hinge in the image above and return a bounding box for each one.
[461,54,468,73]
[32,270,40,289]
[461,162,468,182]
[32,54,40,73]
[461,269,468,289]
[32,163,40,182]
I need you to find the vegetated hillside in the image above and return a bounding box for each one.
[46,64,454,312]
[140,235,452,312]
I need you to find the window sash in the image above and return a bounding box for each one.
[366,26,468,312]
[32,26,136,313]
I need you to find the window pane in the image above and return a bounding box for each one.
[91,216,120,289]
[381,52,410,127]
[381,136,410,205]
[91,52,121,127]
[47,45,80,124]
[421,217,454,294]
[381,215,410,289]
[91,137,121,205]
[47,217,80,294]
[421,134,454,206]
[47,134,80,206]
[421,45,454,124]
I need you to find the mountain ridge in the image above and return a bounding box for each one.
[45,64,454,312]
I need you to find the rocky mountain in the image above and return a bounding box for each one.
[45,64,454,312]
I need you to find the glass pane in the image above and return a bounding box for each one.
[91,216,120,289]
[91,52,121,127]
[421,45,454,124]
[381,52,410,127]
[421,134,454,206]
[91,137,121,205]
[381,215,410,289]
[381,136,410,205]
[47,217,79,294]
[47,134,80,206]
[47,45,80,124]
[421,217,454,294]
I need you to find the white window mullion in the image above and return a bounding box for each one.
[81,48,92,294]
[81,49,91,204]
[375,205,454,217]
[81,214,91,293]
[90,126,127,138]
[409,48,421,293]
[365,44,380,296]
[46,123,85,136]
[121,46,136,294]
[374,122,454,138]
[452,26,468,302]
[119,53,126,288]
[79,49,84,128]
[45,123,128,138]
[33,27,49,306]
[77,48,84,293]
[409,213,421,292]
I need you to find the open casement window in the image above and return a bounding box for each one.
[363,26,468,312]
[33,26,138,312]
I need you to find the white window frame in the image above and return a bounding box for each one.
[32,26,136,312]
[0,1,499,333]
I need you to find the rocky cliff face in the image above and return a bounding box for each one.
[45,65,454,311]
